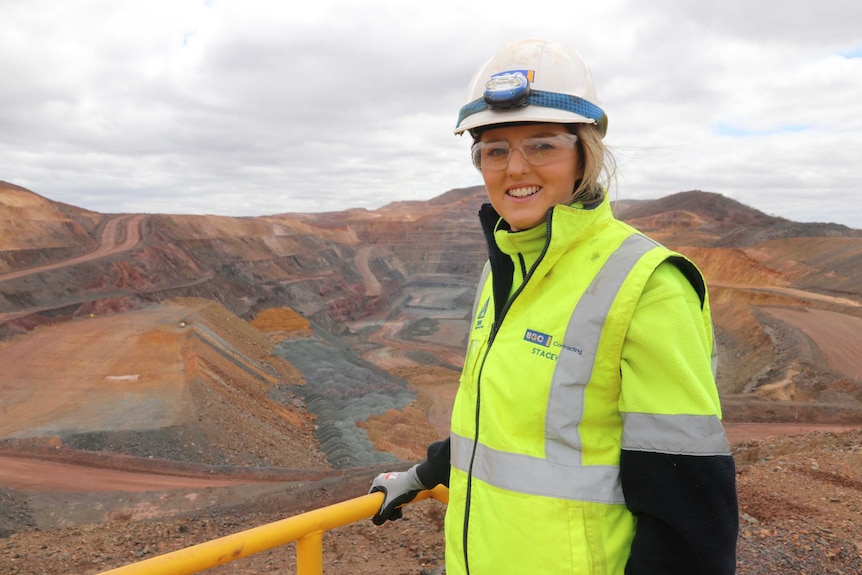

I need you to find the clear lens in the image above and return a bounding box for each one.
[485,73,527,93]
[471,134,578,171]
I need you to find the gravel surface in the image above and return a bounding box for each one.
[733,430,862,574]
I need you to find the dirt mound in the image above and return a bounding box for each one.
[0,298,327,469]
[251,306,313,338]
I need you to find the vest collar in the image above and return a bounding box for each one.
[479,195,615,259]
[478,196,615,324]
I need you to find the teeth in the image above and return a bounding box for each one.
[508,186,540,198]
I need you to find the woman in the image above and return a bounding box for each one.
[370,39,738,574]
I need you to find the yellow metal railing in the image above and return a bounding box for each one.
[96,485,449,575]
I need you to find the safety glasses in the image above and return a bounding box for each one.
[471,133,579,172]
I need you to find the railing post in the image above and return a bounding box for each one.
[296,531,323,575]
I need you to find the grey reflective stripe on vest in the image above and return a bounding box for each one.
[621,412,730,455]
[469,263,492,323]
[450,431,625,503]
[452,234,662,505]
[545,233,660,465]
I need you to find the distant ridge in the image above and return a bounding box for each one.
[619,190,784,226]
[0,179,98,214]
[618,190,860,247]
[375,185,485,214]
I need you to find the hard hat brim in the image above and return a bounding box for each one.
[454,106,605,136]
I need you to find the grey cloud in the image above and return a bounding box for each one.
[637,0,862,46]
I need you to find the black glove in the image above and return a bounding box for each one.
[369,463,425,525]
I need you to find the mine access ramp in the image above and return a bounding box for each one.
[95,486,449,575]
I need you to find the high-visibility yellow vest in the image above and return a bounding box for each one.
[445,200,725,574]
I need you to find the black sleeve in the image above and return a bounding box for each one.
[415,438,451,488]
[621,450,738,575]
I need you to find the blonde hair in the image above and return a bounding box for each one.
[569,123,617,206]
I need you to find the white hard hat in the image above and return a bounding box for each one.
[454,39,607,137]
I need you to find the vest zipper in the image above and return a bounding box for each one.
[462,350,487,574]
[462,208,555,574]
[489,210,554,343]
[517,253,527,282]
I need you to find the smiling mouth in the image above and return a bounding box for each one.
[508,186,541,198]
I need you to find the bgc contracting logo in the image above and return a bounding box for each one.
[524,328,583,361]
[523,329,553,347]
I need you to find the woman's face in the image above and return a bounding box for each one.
[477,123,583,232]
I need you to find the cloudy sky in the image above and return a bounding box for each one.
[2,0,861,228]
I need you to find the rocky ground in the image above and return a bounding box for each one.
[733,430,862,574]
[1,429,860,574]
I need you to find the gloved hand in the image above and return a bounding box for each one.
[369,463,425,525]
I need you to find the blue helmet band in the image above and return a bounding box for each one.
[456,90,606,130]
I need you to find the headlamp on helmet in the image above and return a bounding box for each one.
[484,71,532,109]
